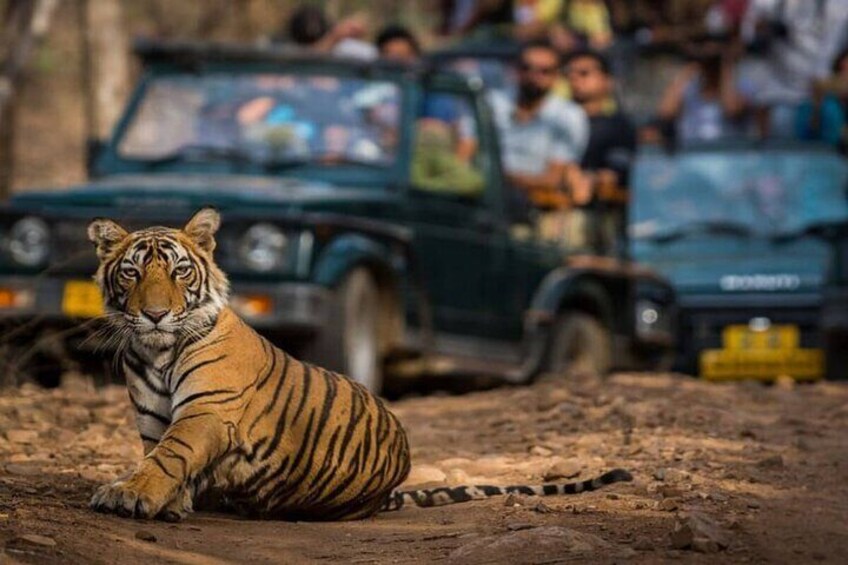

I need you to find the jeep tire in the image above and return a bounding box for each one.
[546,312,612,376]
[305,268,384,394]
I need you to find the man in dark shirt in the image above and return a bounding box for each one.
[565,48,637,256]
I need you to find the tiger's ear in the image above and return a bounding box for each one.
[87,218,128,261]
[183,207,220,253]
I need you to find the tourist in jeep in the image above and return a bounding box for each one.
[376,24,482,195]
[281,5,377,60]
[565,48,636,257]
[656,40,755,145]
[489,40,590,250]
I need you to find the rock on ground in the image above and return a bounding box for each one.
[670,511,730,553]
[448,526,634,563]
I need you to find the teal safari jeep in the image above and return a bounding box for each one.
[0,41,675,393]
[631,142,848,381]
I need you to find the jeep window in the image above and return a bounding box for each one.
[411,90,485,198]
[631,147,848,241]
[118,73,401,168]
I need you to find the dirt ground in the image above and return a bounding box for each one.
[1,371,847,564]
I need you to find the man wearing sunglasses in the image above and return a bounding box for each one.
[565,48,636,257]
[490,40,589,249]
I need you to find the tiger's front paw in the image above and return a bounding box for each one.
[90,477,166,519]
[156,488,194,523]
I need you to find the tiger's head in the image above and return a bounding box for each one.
[87,208,230,350]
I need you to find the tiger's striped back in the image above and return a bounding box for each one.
[168,310,412,520]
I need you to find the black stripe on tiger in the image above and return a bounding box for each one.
[172,354,227,392]
[172,388,238,412]
[128,394,171,427]
[163,434,195,453]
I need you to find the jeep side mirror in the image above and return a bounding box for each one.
[86,138,105,178]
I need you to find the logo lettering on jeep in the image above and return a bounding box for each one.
[719,274,802,292]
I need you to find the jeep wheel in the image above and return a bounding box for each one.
[635,348,676,373]
[306,268,383,394]
[546,312,612,376]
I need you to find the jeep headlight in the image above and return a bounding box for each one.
[238,223,288,272]
[9,217,50,267]
[635,299,670,338]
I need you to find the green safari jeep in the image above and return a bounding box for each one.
[0,41,675,393]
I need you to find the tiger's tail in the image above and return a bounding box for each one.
[381,468,633,511]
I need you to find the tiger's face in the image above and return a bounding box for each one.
[87,208,230,350]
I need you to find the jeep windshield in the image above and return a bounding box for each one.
[116,71,401,172]
[631,145,848,242]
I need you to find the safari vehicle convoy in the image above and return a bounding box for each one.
[0,41,675,394]
[434,38,848,384]
[630,142,848,381]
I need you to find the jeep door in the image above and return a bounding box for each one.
[403,83,510,339]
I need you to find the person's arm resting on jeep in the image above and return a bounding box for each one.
[507,160,571,207]
[507,120,586,208]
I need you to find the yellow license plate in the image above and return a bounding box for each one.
[700,348,823,381]
[700,323,823,381]
[62,281,104,318]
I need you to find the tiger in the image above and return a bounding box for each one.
[86,207,633,522]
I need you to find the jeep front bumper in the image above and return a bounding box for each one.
[0,276,332,334]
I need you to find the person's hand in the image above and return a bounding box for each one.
[570,171,594,206]
[596,169,619,200]
[237,97,274,125]
[332,14,368,40]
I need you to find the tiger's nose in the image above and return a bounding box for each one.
[142,308,169,323]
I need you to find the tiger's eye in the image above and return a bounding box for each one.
[121,267,140,280]
[174,265,192,277]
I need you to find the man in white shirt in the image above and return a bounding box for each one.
[489,40,590,249]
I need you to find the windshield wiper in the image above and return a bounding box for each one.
[648,219,754,243]
[263,155,386,172]
[133,144,256,166]
[771,220,847,244]
[134,146,388,171]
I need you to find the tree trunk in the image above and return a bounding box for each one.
[0,92,16,195]
[79,0,129,145]
[0,0,58,197]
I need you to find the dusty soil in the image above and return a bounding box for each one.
[1,372,847,564]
